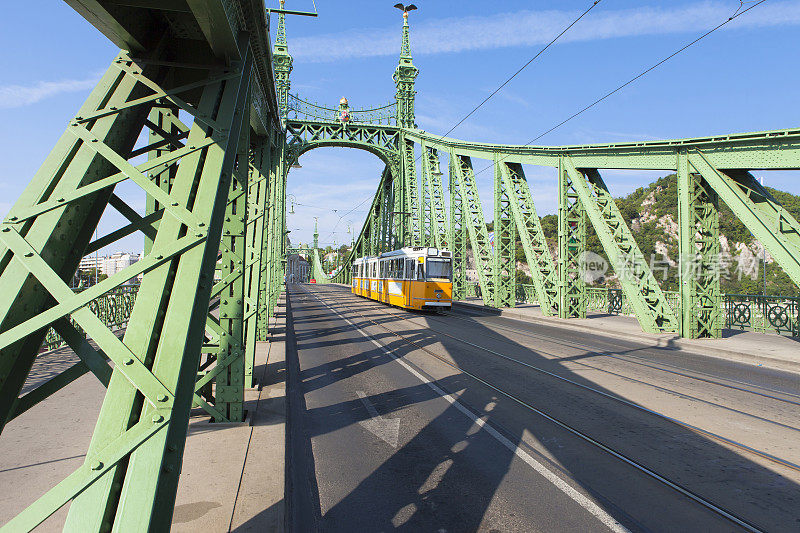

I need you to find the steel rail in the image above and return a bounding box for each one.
[443,309,800,406]
[302,285,769,533]
[331,291,800,473]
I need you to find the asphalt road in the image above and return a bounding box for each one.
[285,283,800,533]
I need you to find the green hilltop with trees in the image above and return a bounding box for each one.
[512,174,800,297]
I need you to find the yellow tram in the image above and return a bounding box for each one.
[351,247,453,310]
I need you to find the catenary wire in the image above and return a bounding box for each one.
[472,0,769,177]
[436,0,603,141]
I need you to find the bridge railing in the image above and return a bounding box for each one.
[515,284,799,338]
[287,94,397,125]
[725,293,800,337]
[40,284,140,352]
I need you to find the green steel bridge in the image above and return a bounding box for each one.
[0,1,799,530]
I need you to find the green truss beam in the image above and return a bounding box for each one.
[563,158,679,333]
[450,152,494,305]
[499,162,559,315]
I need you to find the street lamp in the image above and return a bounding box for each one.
[287,194,296,214]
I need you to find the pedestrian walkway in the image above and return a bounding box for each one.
[0,299,288,532]
[454,299,800,374]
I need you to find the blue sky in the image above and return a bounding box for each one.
[1,1,799,251]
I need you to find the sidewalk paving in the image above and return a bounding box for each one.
[454,298,800,374]
[174,294,287,532]
[0,296,288,532]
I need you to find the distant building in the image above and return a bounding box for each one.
[79,256,103,272]
[78,253,141,278]
[286,254,309,283]
[103,252,141,277]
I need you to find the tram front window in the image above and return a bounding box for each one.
[426,258,452,281]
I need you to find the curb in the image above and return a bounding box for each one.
[452,301,800,375]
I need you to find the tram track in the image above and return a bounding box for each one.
[334,288,800,472]
[319,286,800,443]
[444,307,800,405]
[300,284,776,533]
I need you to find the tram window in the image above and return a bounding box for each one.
[417,262,423,280]
[426,258,452,281]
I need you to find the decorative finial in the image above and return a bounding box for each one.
[340,97,348,105]
[393,3,417,15]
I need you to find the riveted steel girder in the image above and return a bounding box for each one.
[402,137,422,246]
[448,155,467,300]
[691,152,800,289]
[678,151,723,338]
[563,159,679,333]
[450,152,494,305]
[499,162,559,316]
[493,158,516,308]
[558,159,587,319]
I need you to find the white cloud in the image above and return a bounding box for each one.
[0,74,100,109]
[290,1,800,63]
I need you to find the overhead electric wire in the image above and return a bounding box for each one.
[436,0,603,140]
[472,0,769,177]
[321,193,374,243]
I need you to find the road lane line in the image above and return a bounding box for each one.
[304,286,630,533]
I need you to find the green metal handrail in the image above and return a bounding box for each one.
[515,284,798,338]
[287,94,397,125]
[40,284,140,352]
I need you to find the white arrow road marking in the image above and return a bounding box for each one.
[357,390,401,448]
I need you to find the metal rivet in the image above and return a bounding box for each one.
[196,233,204,238]
[168,444,177,452]
[57,198,65,202]
[152,414,164,423]
[91,460,103,470]
[1,228,10,233]
[155,255,164,260]
[24,252,34,258]
[171,202,179,207]
[9,216,18,221]
[124,358,134,365]
[157,394,168,402]
[198,223,205,227]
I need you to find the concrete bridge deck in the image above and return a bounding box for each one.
[2,284,799,531]
[287,284,799,532]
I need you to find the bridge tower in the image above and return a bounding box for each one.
[274,0,294,120]
[393,9,418,129]
[395,7,422,247]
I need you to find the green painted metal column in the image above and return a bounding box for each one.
[213,103,251,422]
[144,104,181,256]
[243,137,270,387]
[423,145,448,249]
[499,162,558,315]
[448,154,467,300]
[558,157,587,319]
[678,151,723,338]
[63,47,253,531]
[493,157,516,307]
[402,138,421,246]
[451,152,494,305]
